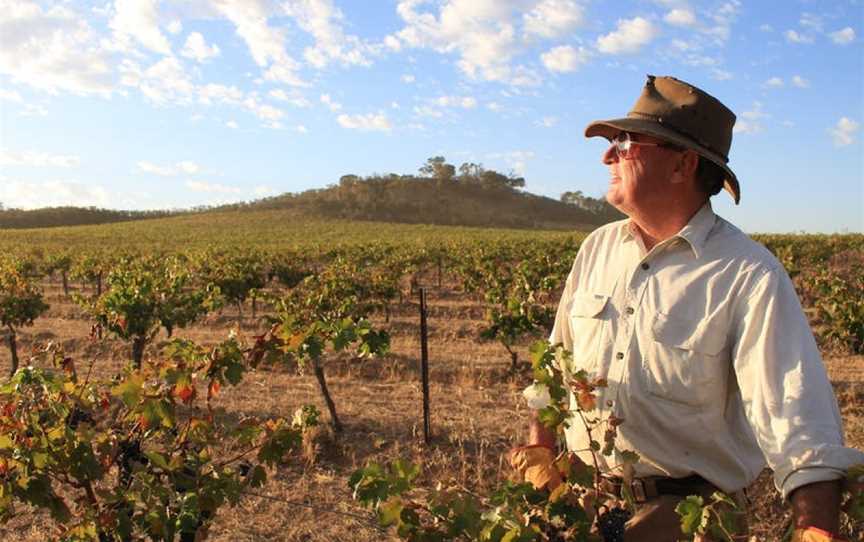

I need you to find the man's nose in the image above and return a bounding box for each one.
[602,143,618,165]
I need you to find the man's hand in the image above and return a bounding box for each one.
[790,480,843,540]
[790,527,846,542]
[508,445,562,491]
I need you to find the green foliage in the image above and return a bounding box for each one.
[350,339,864,542]
[0,336,317,541]
[262,256,391,430]
[351,341,634,541]
[74,256,219,367]
[0,258,50,375]
[197,250,267,316]
[0,260,49,331]
[807,262,864,354]
[269,256,391,366]
[453,242,577,369]
[674,492,743,541]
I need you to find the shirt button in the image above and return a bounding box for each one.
[641,262,650,270]
[616,352,624,360]
[625,307,635,315]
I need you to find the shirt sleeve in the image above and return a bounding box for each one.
[731,265,864,499]
[548,237,589,375]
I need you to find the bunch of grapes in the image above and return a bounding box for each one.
[596,507,631,542]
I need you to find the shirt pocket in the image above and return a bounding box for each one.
[641,311,728,407]
[567,292,611,374]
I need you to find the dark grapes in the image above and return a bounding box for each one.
[597,507,631,542]
[66,407,93,429]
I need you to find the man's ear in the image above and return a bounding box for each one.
[670,150,699,184]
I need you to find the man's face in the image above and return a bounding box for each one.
[602,132,683,217]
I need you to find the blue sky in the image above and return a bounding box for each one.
[0,0,861,233]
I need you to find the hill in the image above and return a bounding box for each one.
[217,174,621,230]
[0,172,620,231]
[0,206,180,229]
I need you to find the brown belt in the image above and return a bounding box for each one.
[601,474,716,503]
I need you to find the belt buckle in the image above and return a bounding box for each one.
[630,479,648,503]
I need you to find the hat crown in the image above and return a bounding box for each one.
[627,75,736,162]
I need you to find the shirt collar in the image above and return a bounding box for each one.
[621,202,717,259]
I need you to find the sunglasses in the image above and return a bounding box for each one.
[611,132,681,159]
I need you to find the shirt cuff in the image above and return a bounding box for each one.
[779,466,845,500]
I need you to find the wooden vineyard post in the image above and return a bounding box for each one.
[419,287,431,444]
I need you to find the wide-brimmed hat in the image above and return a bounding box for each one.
[585,75,740,204]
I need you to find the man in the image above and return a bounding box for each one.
[512,75,864,540]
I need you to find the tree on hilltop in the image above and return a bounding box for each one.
[419,156,456,186]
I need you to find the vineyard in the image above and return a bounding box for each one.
[0,216,862,541]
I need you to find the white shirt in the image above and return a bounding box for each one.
[550,202,864,498]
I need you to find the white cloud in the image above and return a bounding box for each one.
[664,8,696,27]
[597,17,658,55]
[137,160,202,176]
[214,0,305,86]
[670,39,694,52]
[829,117,859,147]
[384,35,401,51]
[109,0,172,55]
[486,149,535,175]
[320,93,342,112]
[269,89,310,107]
[0,179,110,209]
[226,120,239,129]
[401,74,416,83]
[734,102,767,134]
[711,69,733,81]
[784,30,813,44]
[283,0,379,69]
[734,120,761,135]
[413,105,444,118]
[0,2,114,96]
[120,56,195,105]
[523,0,583,39]
[177,161,200,174]
[0,150,80,167]
[198,83,244,105]
[703,0,739,43]
[253,185,274,196]
[535,116,558,128]
[764,77,784,88]
[791,75,809,88]
[269,89,290,101]
[137,161,174,176]
[680,54,719,67]
[435,95,477,108]
[186,180,242,194]
[336,112,392,132]
[759,24,773,32]
[0,88,23,102]
[21,104,48,117]
[829,27,855,45]
[541,45,590,73]
[799,13,822,32]
[181,32,221,62]
[166,20,183,35]
[242,96,285,125]
[295,124,308,133]
[393,0,535,86]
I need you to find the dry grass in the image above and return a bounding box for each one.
[1,278,862,541]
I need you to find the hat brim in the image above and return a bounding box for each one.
[585,117,740,205]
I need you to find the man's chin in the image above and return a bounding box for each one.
[605,194,633,218]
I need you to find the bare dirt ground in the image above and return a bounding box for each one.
[1,277,862,541]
